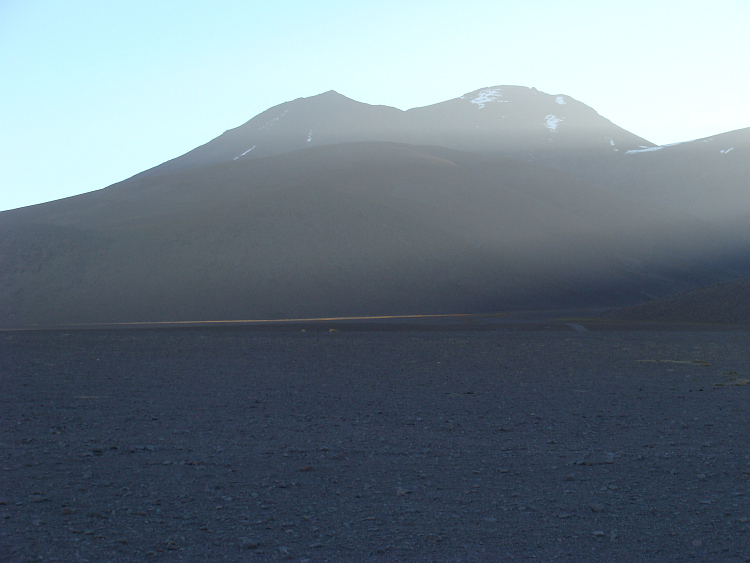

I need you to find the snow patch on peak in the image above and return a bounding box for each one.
[720,147,734,154]
[307,130,312,143]
[463,88,508,109]
[545,115,562,131]
[555,96,566,105]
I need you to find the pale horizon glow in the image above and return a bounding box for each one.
[1,0,749,212]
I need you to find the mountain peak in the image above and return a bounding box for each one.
[134,85,652,180]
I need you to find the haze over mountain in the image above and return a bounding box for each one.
[142,86,653,179]
[1,87,748,327]
[576,127,750,225]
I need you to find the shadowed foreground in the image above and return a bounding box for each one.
[2,327,749,562]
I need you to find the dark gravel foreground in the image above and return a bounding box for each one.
[1,327,749,562]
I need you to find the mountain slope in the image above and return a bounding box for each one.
[2,142,742,327]
[603,276,750,324]
[574,127,750,226]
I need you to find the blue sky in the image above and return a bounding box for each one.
[1,0,749,211]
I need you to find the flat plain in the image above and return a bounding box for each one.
[2,323,749,562]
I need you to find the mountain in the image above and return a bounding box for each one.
[1,87,748,327]
[139,86,653,179]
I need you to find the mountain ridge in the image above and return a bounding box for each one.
[133,85,654,182]
[1,87,748,327]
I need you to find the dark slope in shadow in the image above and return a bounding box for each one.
[2,142,747,328]
[602,275,750,324]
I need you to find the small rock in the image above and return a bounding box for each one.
[593,531,605,537]
[240,538,261,549]
[691,539,702,547]
[299,465,315,472]
[589,503,605,513]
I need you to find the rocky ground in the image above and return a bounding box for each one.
[1,325,749,562]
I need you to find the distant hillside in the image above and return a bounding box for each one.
[602,276,750,324]
[2,86,749,328]
[571,127,750,228]
[2,142,742,327]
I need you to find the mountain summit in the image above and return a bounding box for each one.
[140,86,653,179]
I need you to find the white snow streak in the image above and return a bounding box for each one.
[234,145,257,160]
[626,141,684,155]
[720,147,734,154]
[626,146,664,154]
[307,130,312,143]
[556,96,566,105]
[260,109,289,130]
[545,115,562,131]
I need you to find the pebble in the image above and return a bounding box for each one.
[240,538,261,549]
[589,503,605,513]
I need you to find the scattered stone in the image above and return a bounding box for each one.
[593,531,605,537]
[299,465,315,472]
[692,539,703,547]
[589,503,605,513]
[240,538,261,549]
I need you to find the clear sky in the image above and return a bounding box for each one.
[1,0,748,212]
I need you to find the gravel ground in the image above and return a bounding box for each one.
[1,327,749,562]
